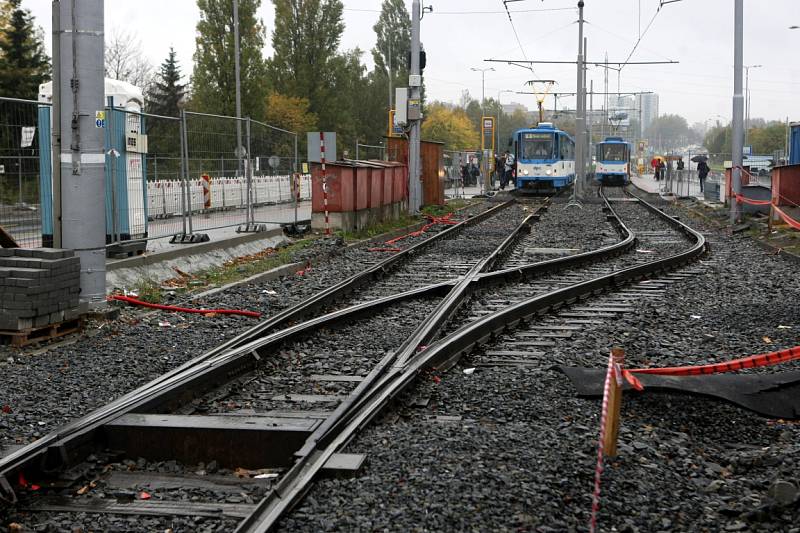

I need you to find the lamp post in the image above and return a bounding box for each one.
[471,67,494,192]
[497,89,514,153]
[471,67,495,114]
[744,64,761,146]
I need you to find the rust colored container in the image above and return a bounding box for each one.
[311,163,355,213]
[391,163,407,202]
[354,165,369,211]
[367,164,383,209]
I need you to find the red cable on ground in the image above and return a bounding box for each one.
[384,213,459,246]
[108,295,262,318]
[622,345,800,390]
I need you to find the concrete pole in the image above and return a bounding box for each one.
[731,0,744,224]
[573,0,586,200]
[233,0,243,177]
[50,2,62,248]
[55,0,106,306]
[409,0,422,213]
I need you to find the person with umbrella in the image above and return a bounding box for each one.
[693,155,710,192]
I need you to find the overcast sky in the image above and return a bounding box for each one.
[23,0,799,126]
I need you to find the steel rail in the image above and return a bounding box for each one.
[234,199,552,532]
[203,199,515,360]
[0,200,525,504]
[237,187,707,532]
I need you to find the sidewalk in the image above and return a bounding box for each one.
[631,173,707,200]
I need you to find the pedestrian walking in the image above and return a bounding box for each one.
[650,156,659,180]
[697,160,710,192]
[503,150,515,190]
[658,160,666,182]
[495,152,505,187]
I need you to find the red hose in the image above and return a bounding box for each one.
[108,295,262,318]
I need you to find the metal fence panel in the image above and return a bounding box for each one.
[0,98,46,247]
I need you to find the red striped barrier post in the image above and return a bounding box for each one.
[201,174,211,210]
[320,132,330,236]
[590,347,625,533]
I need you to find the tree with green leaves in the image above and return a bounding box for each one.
[144,48,187,179]
[0,0,49,99]
[191,0,268,119]
[371,0,410,111]
[267,0,344,116]
[147,48,186,117]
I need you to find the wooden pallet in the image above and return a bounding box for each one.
[0,317,84,347]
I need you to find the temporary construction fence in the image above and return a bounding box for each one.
[0,97,46,247]
[0,95,311,249]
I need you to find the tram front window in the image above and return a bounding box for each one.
[600,144,627,162]
[521,134,554,160]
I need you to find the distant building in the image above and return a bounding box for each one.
[502,102,529,116]
[636,93,659,132]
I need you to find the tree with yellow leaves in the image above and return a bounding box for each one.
[422,103,480,151]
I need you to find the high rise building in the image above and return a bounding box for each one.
[636,93,659,133]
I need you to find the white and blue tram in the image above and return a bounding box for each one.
[594,136,632,185]
[512,123,575,192]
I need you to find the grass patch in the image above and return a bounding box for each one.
[336,214,422,242]
[421,198,478,218]
[117,239,316,305]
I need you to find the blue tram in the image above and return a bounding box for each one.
[512,123,575,193]
[594,136,632,185]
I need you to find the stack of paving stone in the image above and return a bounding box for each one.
[0,248,83,332]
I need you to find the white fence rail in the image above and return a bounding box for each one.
[147,174,311,220]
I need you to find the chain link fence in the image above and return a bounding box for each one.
[0,97,312,249]
[0,97,47,247]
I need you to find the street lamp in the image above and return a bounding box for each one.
[471,67,495,114]
[744,64,762,146]
[497,89,514,152]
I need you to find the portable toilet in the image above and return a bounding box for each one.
[37,78,148,246]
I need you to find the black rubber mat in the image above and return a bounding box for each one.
[557,367,800,419]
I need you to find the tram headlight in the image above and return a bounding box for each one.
[545,169,552,176]
[522,169,529,175]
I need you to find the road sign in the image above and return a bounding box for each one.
[743,145,752,156]
[95,110,106,129]
[268,155,281,169]
[235,145,247,158]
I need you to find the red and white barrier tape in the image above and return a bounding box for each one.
[623,345,800,390]
[589,350,622,533]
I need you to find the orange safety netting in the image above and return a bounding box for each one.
[622,345,800,391]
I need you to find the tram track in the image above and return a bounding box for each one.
[1,186,709,532]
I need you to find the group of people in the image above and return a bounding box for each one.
[495,150,516,190]
[649,156,711,192]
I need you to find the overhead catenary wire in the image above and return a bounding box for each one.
[501,0,539,78]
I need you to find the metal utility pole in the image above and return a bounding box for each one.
[744,64,761,146]
[497,89,513,152]
[731,0,744,224]
[471,67,495,114]
[233,0,243,177]
[572,0,586,203]
[54,0,106,306]
[50,3,62,248]
[408,0,422,213]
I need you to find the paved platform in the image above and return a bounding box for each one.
[631,173,707,200]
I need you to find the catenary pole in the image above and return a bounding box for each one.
[409,0,422,213]
[233,0,243,177]
[731,0,744,224]
[573,0,586,202]
[55,0,106,306]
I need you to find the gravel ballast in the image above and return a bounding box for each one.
[279,196,800,532]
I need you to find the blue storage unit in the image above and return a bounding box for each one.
[37,81,149,247]
[790,123,800,166]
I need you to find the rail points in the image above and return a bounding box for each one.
[2,185,799,533]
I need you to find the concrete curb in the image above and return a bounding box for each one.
[107,228,285,272]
